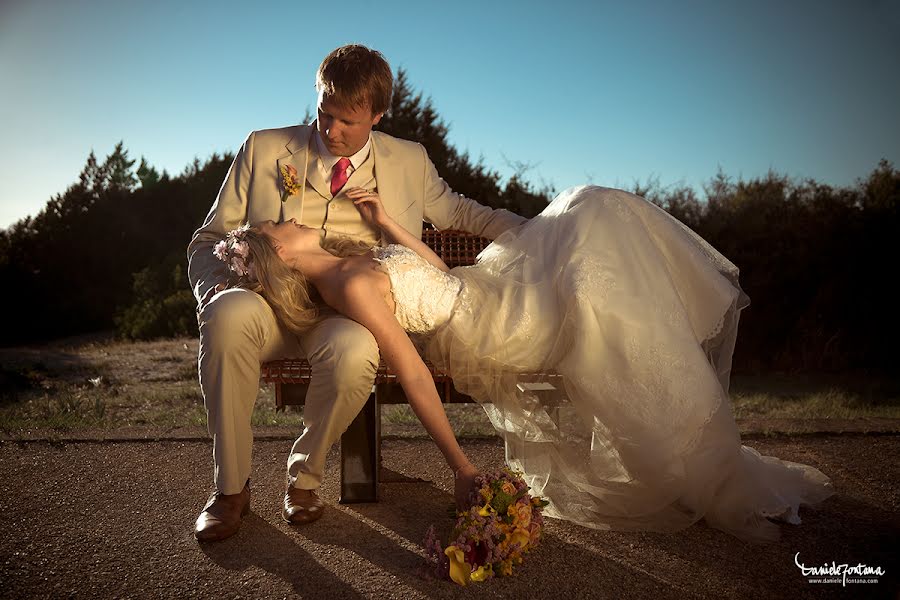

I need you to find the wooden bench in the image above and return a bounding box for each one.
[260,229,562,503]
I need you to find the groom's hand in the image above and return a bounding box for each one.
[196,283,226,324]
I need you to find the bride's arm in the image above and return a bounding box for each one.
[345,187,451,273]
[333,275,470,472]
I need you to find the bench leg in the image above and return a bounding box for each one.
[339,389,380,503]
[278,382,309,410]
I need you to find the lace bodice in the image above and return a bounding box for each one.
[371,244,463,334]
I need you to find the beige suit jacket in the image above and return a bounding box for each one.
[187,123,527,303]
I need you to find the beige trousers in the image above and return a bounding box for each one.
[197,288,379,495]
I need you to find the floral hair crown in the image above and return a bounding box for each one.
[213,224,252,278]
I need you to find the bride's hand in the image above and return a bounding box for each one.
[454,464,480,512]
[346,187,391,228]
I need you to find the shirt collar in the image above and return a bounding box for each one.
[314,130,372,172]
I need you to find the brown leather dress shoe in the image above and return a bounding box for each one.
[194,480,250,542]
[282,485,325,525]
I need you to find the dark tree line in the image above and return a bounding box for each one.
[630,162,898,374]
[0,142,234,345]
[0,70,897,376]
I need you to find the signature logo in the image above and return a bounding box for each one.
[794,552,885,587]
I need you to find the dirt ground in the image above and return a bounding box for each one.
[1,432,898,599]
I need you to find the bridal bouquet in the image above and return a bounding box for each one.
[422,468,550,586]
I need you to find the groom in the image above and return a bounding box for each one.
[188,44,527,542]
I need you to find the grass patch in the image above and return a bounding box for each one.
[1,337,897,434]
[383,403,497,437]
[731,388,900,419]
[729,372,900,419]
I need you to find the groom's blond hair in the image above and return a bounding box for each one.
[316,44,393,116]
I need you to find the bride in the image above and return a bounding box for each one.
[214,184,835,544]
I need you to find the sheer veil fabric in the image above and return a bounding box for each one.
[411,185,835,543]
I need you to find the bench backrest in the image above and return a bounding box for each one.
[421,229,491,267]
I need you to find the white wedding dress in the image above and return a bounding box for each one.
[371,185,835,543]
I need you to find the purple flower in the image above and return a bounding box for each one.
[213,240,228,260]
[230,256,248,276]
[232,240,249,258]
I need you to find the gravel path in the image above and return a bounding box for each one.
[1,433,898,599]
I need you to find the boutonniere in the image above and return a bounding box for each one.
[280,164,301,203]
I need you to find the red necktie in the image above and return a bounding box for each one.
[330,157,352,196]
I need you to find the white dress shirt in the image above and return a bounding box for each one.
[314,130,372,186]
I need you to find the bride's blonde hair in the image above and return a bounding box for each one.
[240,227,374,336]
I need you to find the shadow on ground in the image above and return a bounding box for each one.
[0,435,897,599]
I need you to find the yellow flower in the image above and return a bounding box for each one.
[478,503,493,517]
[506,502,531,528]
[501,481,516,495]
[499,559,513,576]
[470,564,493,582]
[516,502,533,528]
[479,486,493,502]
[280,164,302,202]
[510,526,530,550]
[444,546,471,586]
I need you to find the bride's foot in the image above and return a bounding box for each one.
[453,464,480,512]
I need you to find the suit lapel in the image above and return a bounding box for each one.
[277,123,331,207]
[372,132,422,244]
[342,157,374,194]
[305,158,331,200]
[371,132,407,216]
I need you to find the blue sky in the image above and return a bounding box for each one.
[1,0,898,229]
